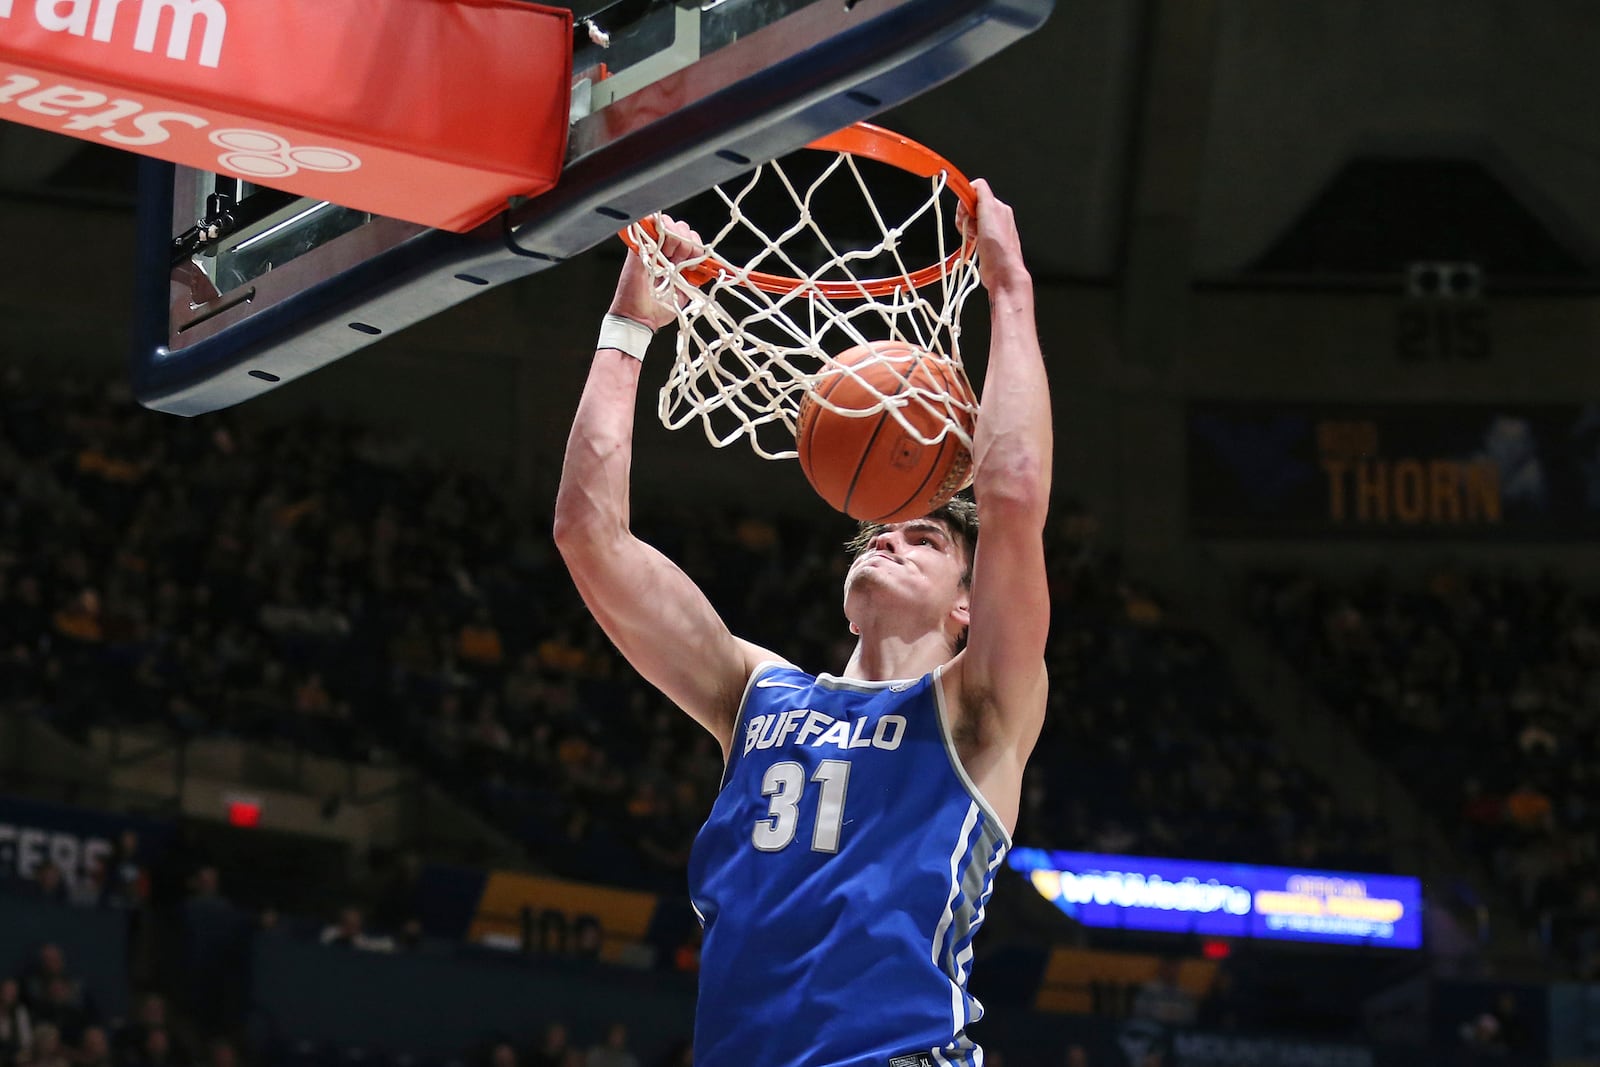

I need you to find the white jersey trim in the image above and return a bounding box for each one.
[719,659,802,791]
[932,802,981,1046]
[931,665,1014,850]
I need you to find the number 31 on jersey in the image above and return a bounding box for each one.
[753,760,851,854]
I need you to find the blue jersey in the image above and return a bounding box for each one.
[688,662,1012,1067]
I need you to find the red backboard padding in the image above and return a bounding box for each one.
[0,0,573,232]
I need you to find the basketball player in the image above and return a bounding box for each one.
[554,180,1049,1067]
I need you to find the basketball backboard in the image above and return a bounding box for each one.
[134,0,1054,416]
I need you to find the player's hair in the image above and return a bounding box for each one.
[845,495,980,587]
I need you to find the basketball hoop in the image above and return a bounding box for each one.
[623,122,983,462]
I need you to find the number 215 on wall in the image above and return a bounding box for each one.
[1395,304,1491,362]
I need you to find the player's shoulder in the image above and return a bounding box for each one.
[751,661,810,683]
[736,645,808,687]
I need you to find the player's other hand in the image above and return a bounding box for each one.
[610,215,705,332]
[957,180,1031,297]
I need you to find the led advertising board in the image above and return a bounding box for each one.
[1008,848,1423,949]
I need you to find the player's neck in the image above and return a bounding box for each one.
[841,630,953,683]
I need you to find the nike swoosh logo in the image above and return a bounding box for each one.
[755,678,807,690]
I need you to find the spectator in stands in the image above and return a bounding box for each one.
[395,919,424,952]
[0,979,32,1067]
[28,865,67,906]
[583,1024,636,1067]
[318,907,393,952]
[1131,960,1198,1027]
[196,1039,237,1067]
[103,831,149,910]
[1459,1011,1504,1054]
[527,1023,569,1067]
[20,1025,68,1067]
[1484,990,1530,1059]
[571,918,602,962]
[19,948,79,1018]
[500,653,544,720]
[469,693,512,755]
[182,866,244,1031]
[112,995,171,1067]
[458,607,505,672]
[66,861,105,910]
[51,590,104,649]
[129,1029,176,1067]
[28,982,86,1047]
[74,1026,111,1067]
[485,1043,516,1067]
[1505,781,1553,833]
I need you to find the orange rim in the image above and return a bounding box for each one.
[619,121,977,298]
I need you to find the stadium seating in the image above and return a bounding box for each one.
[0,374,1386,891]
[1249,567,1600,977]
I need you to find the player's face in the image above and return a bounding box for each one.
[844,518,968,613]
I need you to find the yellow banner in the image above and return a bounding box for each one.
[469,871,659,964]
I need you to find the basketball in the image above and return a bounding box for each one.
[796,340,976,523]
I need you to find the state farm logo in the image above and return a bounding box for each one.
[0,72,365,176]
[0,0,229,68]
[210,129,361,179]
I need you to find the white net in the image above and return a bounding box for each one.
[627,131,983,461]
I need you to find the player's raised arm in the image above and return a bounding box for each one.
[553,222,775,752]
[957,180,1052,752]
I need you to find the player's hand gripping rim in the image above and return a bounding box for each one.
[955,179,1031,297]
[610,215,708,333]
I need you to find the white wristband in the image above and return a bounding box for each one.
[597,313,655,362]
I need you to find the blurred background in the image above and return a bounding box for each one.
[4,0,1600,1064]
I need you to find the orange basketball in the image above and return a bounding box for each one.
[796,340,975,523]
